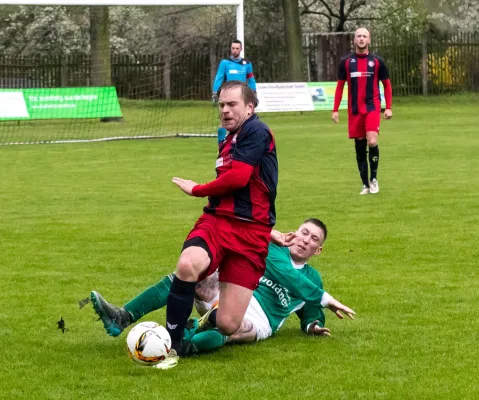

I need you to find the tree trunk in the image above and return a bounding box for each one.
[90,6,111,86]
[282,0,303,81]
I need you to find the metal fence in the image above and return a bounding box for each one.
[305,31,479,95]
[0,31,478,98]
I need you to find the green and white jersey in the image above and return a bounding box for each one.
[253,243,326,334]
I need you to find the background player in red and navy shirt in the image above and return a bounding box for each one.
[332,28,393,195]
[158,80,278,369]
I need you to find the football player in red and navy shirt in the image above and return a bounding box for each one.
[159,81,278,368]
[332,28,393,195]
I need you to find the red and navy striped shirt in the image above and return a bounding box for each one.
[199,114,278,227]
[334,52,392,115]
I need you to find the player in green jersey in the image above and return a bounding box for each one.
[184,218,354,354]
[91,218,355,356]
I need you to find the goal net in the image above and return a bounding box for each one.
[0,0,242,145]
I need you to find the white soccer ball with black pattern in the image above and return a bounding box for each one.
[126,321,171,366]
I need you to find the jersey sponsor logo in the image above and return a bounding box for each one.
[228,69,241,74]
[259,277,291,307]
[350,71,374,78]
[216,154,232,168]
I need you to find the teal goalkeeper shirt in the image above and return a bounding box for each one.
[253,243,327,334]
[212,57,257,93]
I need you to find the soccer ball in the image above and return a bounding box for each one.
[126,321,171,366]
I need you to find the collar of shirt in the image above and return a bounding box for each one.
[230,114,258,135]
[230,56,243,63]
[290,256,305,270]
[355,52,369,58]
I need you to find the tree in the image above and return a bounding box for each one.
[425,0,479,33]
[282,0,304,80]
[0,5,87,56]
[300,0,428,34]
[300,0,366,32]
[90,6,111,86]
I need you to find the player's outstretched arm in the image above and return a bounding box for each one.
[326,297,355,320]
[307,320,331,337]
[172,177,198,196]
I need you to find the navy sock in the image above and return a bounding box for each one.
[355,139,369,187]
[165,276,197,352]
[207,308,217,327]
[368,145,379,180]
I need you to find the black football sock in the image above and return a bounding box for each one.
[165,276,197,352]
[207,308,218,327]
[369,145,379,181]
[355,139,369,187]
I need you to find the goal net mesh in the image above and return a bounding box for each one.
[0,4,235,144]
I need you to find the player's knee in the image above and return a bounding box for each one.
[216,314,242,336]
[367,137,377,147]
[176,246,210,280]
[176,256,203,281]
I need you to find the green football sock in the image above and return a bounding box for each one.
[124,274,173,322]
[190,329,228,354]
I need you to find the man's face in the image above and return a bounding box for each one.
[354,29,370,50]
[231,43,242,58]
[289,222,324,263]
[219,87,254,132]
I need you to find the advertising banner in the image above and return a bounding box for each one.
[256,82,385,113]
[0,87,122,120]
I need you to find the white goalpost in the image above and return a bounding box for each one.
[0,0,244,145]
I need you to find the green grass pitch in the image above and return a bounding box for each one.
[1,95,478,399]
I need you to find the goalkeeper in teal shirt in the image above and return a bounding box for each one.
[91,218,355,356]
[212,39,257,143]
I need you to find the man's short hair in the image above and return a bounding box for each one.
[218,80,257,107]
[232,39,242,47]
[303,218,328,243]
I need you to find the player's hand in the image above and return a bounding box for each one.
[384,108,392,119]
[307,320,331,337]
[270,230,297,247]
[172,177,198,196]
[212,93,219,106]
[332,112,339,123]
[327,297,356,320]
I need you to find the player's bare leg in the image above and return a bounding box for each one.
[366,131,380,194]
[189,283,254,354]
[227,318,257,343]
[194,271,219,304]
[216,282,254,335]
[198,281,253,336]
